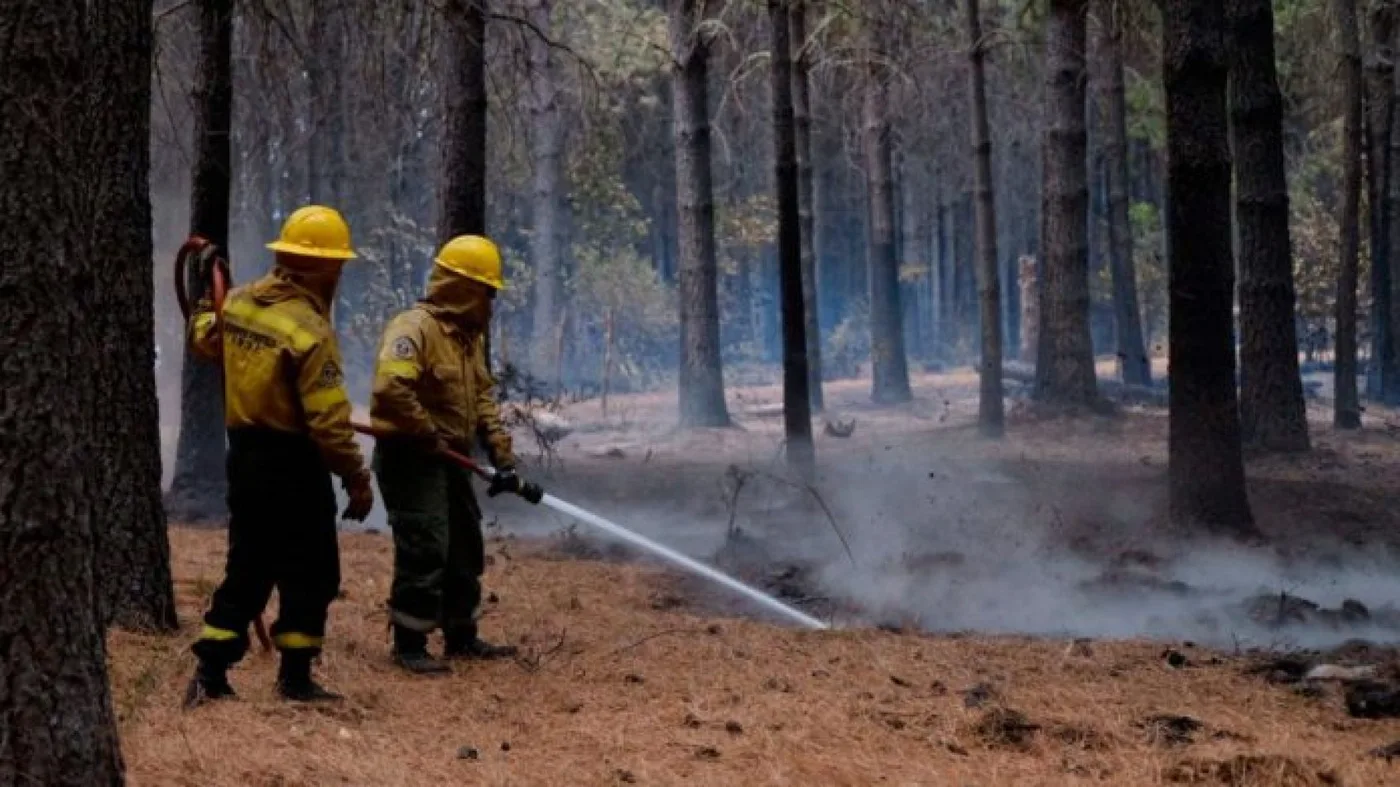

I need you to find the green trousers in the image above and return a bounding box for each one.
[373,441,485,636]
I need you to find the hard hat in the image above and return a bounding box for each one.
[434,234,505,289]
[265,205,357,261]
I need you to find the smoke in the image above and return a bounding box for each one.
[490,424,1400,652]
[793,443,1400,651]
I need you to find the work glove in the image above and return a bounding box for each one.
[343,469,375,522]
[487,467,544,505]
[487,468,521,498]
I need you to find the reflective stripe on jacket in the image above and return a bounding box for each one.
[188,268,365,479]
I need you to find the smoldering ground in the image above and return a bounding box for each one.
[465,408,1400,653]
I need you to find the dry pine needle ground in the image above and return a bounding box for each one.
[104,526,1400,786]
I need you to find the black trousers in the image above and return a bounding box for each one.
[193,427,340,667]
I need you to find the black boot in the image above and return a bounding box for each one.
[392,625,449,675]
[444,628,518,661]
[183,660,237,709]
[276,651,343,702]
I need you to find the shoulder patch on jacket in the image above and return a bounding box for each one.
[315,358,343,390]
[390,335,416,360]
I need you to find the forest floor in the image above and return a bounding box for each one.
[123,358,1400,784]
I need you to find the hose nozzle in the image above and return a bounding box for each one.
[518,480,544,505]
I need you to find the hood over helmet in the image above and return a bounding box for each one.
[422,264,493,331]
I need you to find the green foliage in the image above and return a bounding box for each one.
[1129,201,1167,346]
[571,245,677,391]
[825,299,871,380]
[716,193,777,277]
[1125,73,1165,149]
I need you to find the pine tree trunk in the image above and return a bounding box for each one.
[527,0,566,384]
[771,0,816,476]
[602,309,614,418]
[935,194,951,353]
[792,1,824,409]
[440,0,488,242]
[1389,30,1400,406]
[1367,1,1397,400]
[439,0,489,362]
[1035,0,1099,406]
[1162,0,1258,534]
[1336,0,1364,429]
[1227,0,1310,452]
[1019,255,1040,363]
[1095,0,1151,387]
[966,0,1005,435]
[305,0,345,205]
[0,1,150,781]
[88,0,178,632]
[167,0,234,524]
[863,18,913,405]
[672,0,731,426]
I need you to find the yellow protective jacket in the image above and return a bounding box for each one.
[368,266,515,470]
[189,267,366,480]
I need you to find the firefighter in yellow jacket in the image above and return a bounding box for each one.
[369,234,526,673]
[185,205,375,705]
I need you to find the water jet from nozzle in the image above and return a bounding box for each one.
[538,493,830,630]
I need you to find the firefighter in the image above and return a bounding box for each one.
[184,205,375,706]
[369,234,526,674]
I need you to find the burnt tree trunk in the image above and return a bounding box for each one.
[863,13,913,404]
[1162,0,1258,534]
[1336,0,1365,428]
[966,0,1005,435]
[439,0,488,241]
[1036,0,1099,406]
[1095,0,1151,387]
[1227,0,1310,452]
[167,0,233,524]
[306,0,346,204]
[792,0,824,411]
[439,0,489,362]
[0,0,153,782]
[771,0,816,476]
[527,0,566,384]
[1367,1,1397,399]
[672,0,731,426]
[1390,24,1400,406]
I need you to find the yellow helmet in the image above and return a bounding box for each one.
[265,205,357,261]
[434,234,504,289]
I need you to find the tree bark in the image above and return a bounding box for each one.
[1035,0,1099,406]
[1367,0,1397,400]
[306,0,346,205]
[1019,255,1040,363]
[97,0,177,632]
[1390,24,1400,406]
[1335,0,1364,429]
[1162,0,1258,534]
[966,0,1005,435]
[672,0,731,426]
[863,12,913,404]
[439,0,490,363]
[1227,0,1310,452]
[167,0,234,524]
[526,0,566,384]
[0,0,151,782]
[771,0,817,477]
[439,0,488,242]
[791,0,824,411]
[1094,0,1151,387]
